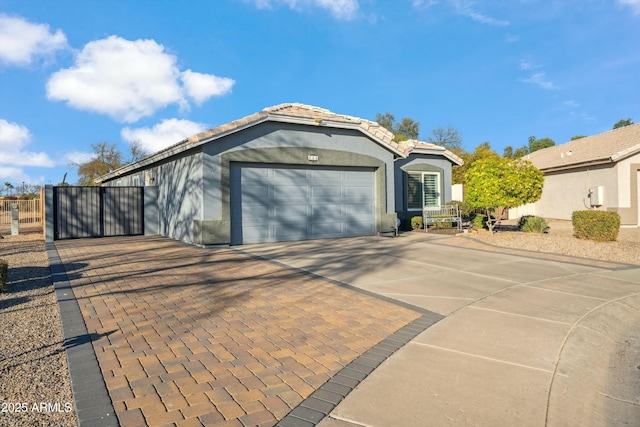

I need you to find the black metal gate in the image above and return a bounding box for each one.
[53,186,144,239]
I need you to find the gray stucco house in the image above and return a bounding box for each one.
[509,123,640,227]
[97,104,462,245]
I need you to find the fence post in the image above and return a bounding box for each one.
[10,203,19,235]
[44,185,55,242]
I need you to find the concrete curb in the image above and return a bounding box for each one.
[47,242,119,427]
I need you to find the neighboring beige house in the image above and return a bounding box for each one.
[510,123,640,227]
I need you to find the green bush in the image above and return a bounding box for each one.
[445,201,473,218]
[572,210,620,242]
[410,216,423,230]
[0,259,8,293]
[434,220,453,228]
[472,214,486,229]
[518,215,549,233]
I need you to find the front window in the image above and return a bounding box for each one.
[407,172,440,209]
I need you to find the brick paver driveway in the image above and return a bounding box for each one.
[54,236,425,426]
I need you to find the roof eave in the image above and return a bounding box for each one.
[96,114,405,183]
[540,157,614,173]
[408,148,464,166]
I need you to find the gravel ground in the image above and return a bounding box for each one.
[0,221,637,427]
[0,226,76,427]
[469,219,640,266]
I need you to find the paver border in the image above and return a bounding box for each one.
[47,242,119,427]
[236,248,445,426]
[275,314,440,426]
[49,238,445,427]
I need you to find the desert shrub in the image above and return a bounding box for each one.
[445,201,473,218]
[518,215,549,233]
[0,259,7,293]
[434,220,453,228]
[472,214,486,229]
[572,210,620,242]
[410,216,423,230]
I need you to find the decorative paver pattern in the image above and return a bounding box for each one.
[54,236,422,427]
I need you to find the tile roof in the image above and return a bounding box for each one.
[184,102,403,153]
[398,139,464,165]
[524,123,640,171]
[96,103,462,182]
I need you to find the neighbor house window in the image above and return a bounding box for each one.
[132,175,141,186]
[407,172,441,210]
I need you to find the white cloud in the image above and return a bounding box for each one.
[64,150,95,166]
[450,0,510,26]
[618,0,640,14]
[521,72,557,90]
[46,36,234,123]
[519,59,541,70]
[0,119,55,167]
[121,118,208,154]
[563,100,580,108]
[247,0,359,20]
[181,70,235,105]
[0,14,67,66]
[0,165,31,184]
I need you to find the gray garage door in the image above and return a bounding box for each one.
[231,164,376,244]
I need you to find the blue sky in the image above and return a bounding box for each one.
[1,0,639,187]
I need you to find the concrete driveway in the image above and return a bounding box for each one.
[241,232,640,426]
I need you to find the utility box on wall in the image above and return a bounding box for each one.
[590,186,604,207]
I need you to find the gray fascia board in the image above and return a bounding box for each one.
[541,157,614,173]
[410,147,463,165]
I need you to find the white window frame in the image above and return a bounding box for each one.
[406,171,441,211]
[132,175,141,186]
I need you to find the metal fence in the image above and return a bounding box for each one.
[0,199,42,226]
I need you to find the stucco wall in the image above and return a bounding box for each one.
[104,121,400,245]
[394,155,454,220]
[198,122,398,245]
[533,165,618,220]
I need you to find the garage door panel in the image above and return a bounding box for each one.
[273,185,309,199]
[310,169,343,180]
[242,226,271,242]
[348,220,375,234]
[311,222,344,237]
[274,225,309,240]
[241,167,271,179]
[242,184,269,199]
[346,203,374,215]
[310,204,344,219]
[346,185,374,198]
[232,164,376,244]
[311,186,342,197]
[274,204,309,220]
[273,168,308,180]
[242,204,270,219]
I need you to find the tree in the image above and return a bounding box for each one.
[571,135,586,140]
[452,142,499,185]
[129,139,150,163]
[528,136,555,153]
[375,112,420,142]
[613,118,633,129]
[465,157,544,235]
[506,136,556,158]
[76,142,123,186]
[426,126,463,153]
[513,146,529,158]
[4,182,14,196]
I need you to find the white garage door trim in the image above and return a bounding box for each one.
[230,164,376,244]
